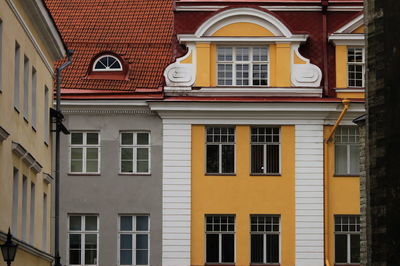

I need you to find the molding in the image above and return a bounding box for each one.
[43,173,54,184]
[11,141,43,173]
[62,108,155,115]
[12,142,27,158]
[6,0,57,75]
[32,161,43,174]
[335,88,365,93]
[22,153,36,167]
[261,5,322,11]
[175,5,362,12]
[291,44,322,87]
[164,87,323,97]
[335,14,364,34]
[61,100,148,106]
[178,35,308,43]
[176,5,226,11]
[327,6,363,12]
[164,43,196,87]
[328,34,365,46]
[0,231,53,262]
[0,126,10,141]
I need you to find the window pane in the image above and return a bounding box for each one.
[251,145,264,173]
[251,234,263,263]
[71,133,83,145]
[122,133,133,145]
[137,216,149,231]
[137,148,148,160]
[266,144,279,173]
[335,234,348,263]
[136,250,148,265]
[86,160,98,173]
[69,234,81,249]
[121,161,133,173]
[87,148,98,160]
[70,216,81,230]
[137,161,149,173]
[71,160,83,173]
[351,234,360,263]
[85,216,97,231]
[350,145,360,174]
[87,133,98,145]
[222,234,235,263]
[85,250,97,265]
[136,234,148,249]
[121,234,132,249]
[71,148,83,160]
[85,234,97,264]
[206,234,219,263]
[137,133,149,145]
[266,234,279,263]
[335,144,348,174]
[206,145,219,173]
[120,216,133,231]
[69,250,81,265]
[222,145,234,173]
[85,234,97,249]
[120,250,132,265]
[121,148,133,160]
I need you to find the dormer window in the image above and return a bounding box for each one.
[93,55,122,71]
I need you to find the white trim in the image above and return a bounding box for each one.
[261,5,322,11]
[335,88,365,93]
[335,14,364,34]
[175,5,363,12]
[327,6,363,12]
[291,43,322,87]
[328,34,365,46]
[178,35,308,43]
[61,100,149,106]
[6,0,60,75]
[164,87,323,97]
[175,5,227,12]
[92,55,123,71]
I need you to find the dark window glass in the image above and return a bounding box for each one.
[266,144,279,173]
[120,250,132,265]
[335,234,348,263]
[251,234,263,263]
[351,234,360,263]
[222,145,234,173]
[206,145,219,173]
[222,234,235,262]
[266,234,279,263]
[251,145,264,173]
[206,234,219,262]
[69,250,81,264]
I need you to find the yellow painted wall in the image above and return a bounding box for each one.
[324,126,360,264]
[275,43,291,87]
[196,43,211,87]
[181,52,193,64]
[336,92,365,99]
[0,0,56,260]
[212,22,274,37]
[191,125,295,266]
[335,45,347,88]
[352,25,365,34]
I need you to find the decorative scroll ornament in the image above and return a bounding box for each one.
[164,44,195,87]
[291,44,322,87]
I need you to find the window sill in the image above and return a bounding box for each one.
[32,126,37,132]
[68,173,101,176]
[205,173,236,176]
[250,264,280,266]
[250,173,281,176]
[205,264,235,266]
[23,117,29,124]
[334,264,360,266]
[333,174,360,178]
[118,173,151,176]
[14,106,20,113]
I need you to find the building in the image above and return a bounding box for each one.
[152,0,366,265]
[45,1,174,265]
[0,0,65,265]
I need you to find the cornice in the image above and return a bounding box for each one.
[62,108,156,116]
[11,142,43,173]
[0,126,10,141]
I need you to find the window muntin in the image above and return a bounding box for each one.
[250,215,280,264]
[206,127,235,174]
[334,126,360,175]
[70,132,100,173]
[118,215,150,266]
[205,215,235,264]
[120,132,150,174]
[68,215,99,265]
[251,127,280,174]
[347,47,365,87]
[334,215,360,264]
[217,46,269,86]
[93,55,122,71]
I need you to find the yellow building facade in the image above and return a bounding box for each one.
[0,0,65,265]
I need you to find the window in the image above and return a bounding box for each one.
[29,183,35,245]
[14,42,20,109]
[43,193,48,250]
[93,55,122,71]
[334,126,360,175]
[347,47,365,87]
[118,215,150,265]
[206,127,235,174]
[31,67,37,128]
[22,175,27,241]
[120,132,150,174]
[24,56,29,120]
[335,215,360,264]
[12,168,19,234]
[205,215,235,264]
[68,215,99,265]
[70,132,100,173]
[251,127,280,174]
[217,46,269,86]
[251,215,280,264]
[44,86,49,142]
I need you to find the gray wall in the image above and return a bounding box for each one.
[58,108,162,266]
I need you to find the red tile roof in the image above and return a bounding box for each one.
[45,0,175,97]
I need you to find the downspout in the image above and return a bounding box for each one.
[324,99,350,266]
[322,0,329,96]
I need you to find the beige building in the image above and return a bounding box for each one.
[0,0,65,265]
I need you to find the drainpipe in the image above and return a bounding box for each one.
[324,99,350,266]
[322,0,329,96]
[54,49,73,266]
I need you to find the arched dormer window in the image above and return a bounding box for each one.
[93,55,123,71]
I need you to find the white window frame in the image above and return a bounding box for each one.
[334,126,360,175]
[250,215,281,264]
[117,215,150,266]
[119,132,151,174]
[92,55,123,71]
[347,47,365,88]
[69,132,101,174]
[67,215,99,266]
[204,215,236,264]
[205,126,236,174]
[217,46,270,87]
[334,215,360,264]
